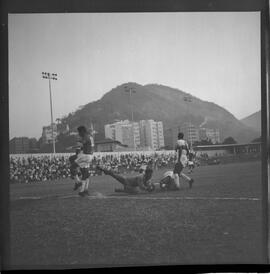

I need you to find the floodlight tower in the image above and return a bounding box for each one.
[184,95,193,147]
[42,72,58,154]
[124,85,136,150]
[124,85,136,122]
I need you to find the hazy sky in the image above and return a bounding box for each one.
[9,12,261,139]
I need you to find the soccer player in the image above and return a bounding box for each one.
[159,169,194,191]
[70,126,95,197]
[159,170,177,191]
[97,164,154,194]
[69,148,82,189]
[188,149,196,174]
[173,132,194,188]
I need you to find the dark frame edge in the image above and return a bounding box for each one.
[261,0,270,265]
[262,0,270,265]
[0,0,10,271]
[1,0,269,271]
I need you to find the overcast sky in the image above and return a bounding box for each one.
[9,12,261,139]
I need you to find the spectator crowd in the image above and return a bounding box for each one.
[10,151,260,184]
[10,155,71,183]
[9,152,176,183]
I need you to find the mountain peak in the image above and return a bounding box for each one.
[241,110,261,132]
[61,82,259,145]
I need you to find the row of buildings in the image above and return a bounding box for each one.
[10,119,221,154]
[9,137,39,154]
[9,123,71,154]
[105,119,165,151]
[42,123,71,144]
[41,120,221,152]
[171,122,220,146]
[10,119,165,153]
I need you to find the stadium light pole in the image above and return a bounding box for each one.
[90,122,98,140]
[124,85,136,122]
[124,85,136,150]
[42,72,58,154]
[184,95,193,147]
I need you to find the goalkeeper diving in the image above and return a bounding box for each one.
[97,162,155,194]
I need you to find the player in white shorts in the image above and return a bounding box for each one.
[70,125,94,197]
[173,132,194,189]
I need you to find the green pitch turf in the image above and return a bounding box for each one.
[9,161,265,267]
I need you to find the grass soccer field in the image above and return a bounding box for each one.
[10,161,264,268]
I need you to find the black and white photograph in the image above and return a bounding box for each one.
[4,3,269,269]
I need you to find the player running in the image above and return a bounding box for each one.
[97,163,155,194]
[69,125,94,197]
[173,132,194,189]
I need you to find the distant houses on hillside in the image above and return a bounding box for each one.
[170,122,221,147]
[9,137,39,154]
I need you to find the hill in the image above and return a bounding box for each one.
[60,83,259,146]
[241,110,261,133]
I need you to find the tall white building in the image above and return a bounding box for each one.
[105,119,164,150]
[42,123,58,144]
[104,120,140,149]
[180,122,199,145]
[121,123,134,148]
[132,122,140,147]
[171,123,220,147]
[139,120,165,150]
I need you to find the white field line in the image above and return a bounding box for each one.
[16,194,260,201]
[86,196,260,201]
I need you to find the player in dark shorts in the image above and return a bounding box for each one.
[97,164,155,194]
[174,132,194,189]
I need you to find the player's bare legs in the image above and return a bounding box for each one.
[74,126,94,196]
[97,166,147,194]
[78,168,90,196]
[173,162,182,190]
[69,153,83,191]
[97,166,127,186]
[173,162,194,189]
[180,172,194,188]
[97,166,136,193]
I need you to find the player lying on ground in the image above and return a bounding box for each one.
[173,132,194,189]
[97,164,155,194]
[69,125,95,197]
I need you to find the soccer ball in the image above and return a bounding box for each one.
[160,182,169,191]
